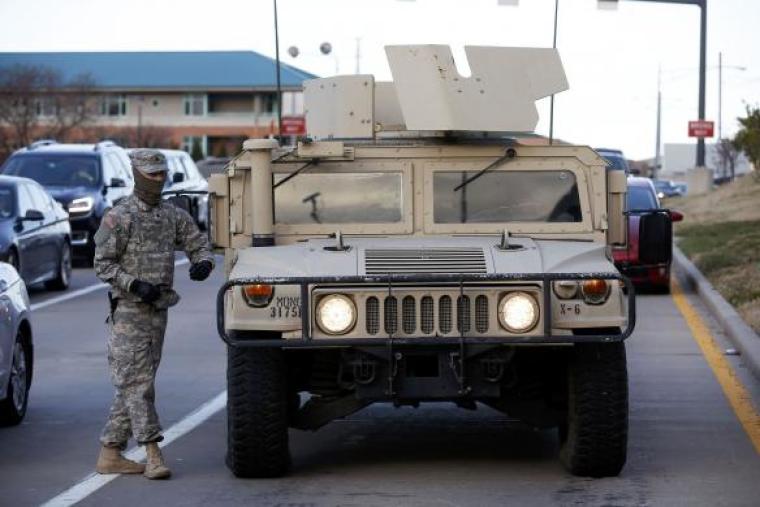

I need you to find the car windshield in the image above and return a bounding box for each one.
[599,152,628,171]
[434,170,582,223]
[274,172,403,224]
[0,185,15,219]
[2,154,101,188]
[627,185,658,211]
[653,180,672,190]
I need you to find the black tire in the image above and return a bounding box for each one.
[45,241,72,291]
[559,342,628,477]
[226,339,290,478]
[0,330,32,426]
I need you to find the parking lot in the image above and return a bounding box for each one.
[0,263,757,507]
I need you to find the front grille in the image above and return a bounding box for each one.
[362,292,495,337]
[384,296,398,334]
[420,296,434,334]
[366,297,379,335]
[456,296,471,333]
[402,296,416,334]
[475,295,489,333]
[364,248,487,274]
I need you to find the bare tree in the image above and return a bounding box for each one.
[0,64,98,154]
[77,124,176,149]
[713,137,740,181]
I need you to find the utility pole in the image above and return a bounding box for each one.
[273,0,283,143]
[355,37,361,74]
[654,66,662,180]
[718,51,722,140]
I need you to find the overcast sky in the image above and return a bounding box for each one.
[1,0,758,161]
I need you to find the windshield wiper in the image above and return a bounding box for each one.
[453,148,517,192]
[273,159,318,189]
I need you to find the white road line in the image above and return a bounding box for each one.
[40,390,227,507]
[30,259,190,312]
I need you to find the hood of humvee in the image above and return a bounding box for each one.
[229,236,617,280]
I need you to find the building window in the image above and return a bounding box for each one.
[182,136,207,159]
[100,95,127,116]
[261,93,278,114]
[35,97,57,117]
[183,94,207,116]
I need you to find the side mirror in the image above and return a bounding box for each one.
[109,177,127,188]
[172,172,185,184]
[639,211,673,264]
[669,210,684,222]
[20,209,44,221]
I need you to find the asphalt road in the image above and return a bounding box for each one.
[1,265,759,507]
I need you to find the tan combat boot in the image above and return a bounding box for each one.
[96,446,146,474]
[144,442,171,479]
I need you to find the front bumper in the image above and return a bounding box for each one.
[68,214,100,252]
[217,272,636,348]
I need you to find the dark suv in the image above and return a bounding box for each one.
[1,141,134,264]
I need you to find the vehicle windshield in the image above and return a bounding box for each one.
[434,170,582,223]
[599,152,628,171]
[2,154,101,188]
[274,172,403,224]
[627,185,658,211]
[0,185,15,219]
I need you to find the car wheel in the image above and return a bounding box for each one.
[226,334,290,478]
[45,242,72,291]
[559,341,628,477]
[0,331,31,426]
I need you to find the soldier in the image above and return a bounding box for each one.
[93,149,214,480]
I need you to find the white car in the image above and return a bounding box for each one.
[0,262,33,426]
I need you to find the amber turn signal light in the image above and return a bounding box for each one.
[241,284,275,307]
[580,279,610,305]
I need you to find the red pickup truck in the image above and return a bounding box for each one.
[613,177,683,293]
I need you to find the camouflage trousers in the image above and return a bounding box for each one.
[100,300,168,448]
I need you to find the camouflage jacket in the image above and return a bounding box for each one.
[94,195,214,307]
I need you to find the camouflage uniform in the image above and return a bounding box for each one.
[95,192,213,448]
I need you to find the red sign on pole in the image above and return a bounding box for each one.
[280,116,306,136]
[688,120,714,138]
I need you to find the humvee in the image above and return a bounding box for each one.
[208,46,654,479]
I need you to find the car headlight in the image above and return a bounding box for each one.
[68,196,94,214]
[498,292,539,333]
[241,284,275,307]
[316,294,356,335]
[581,279,611,305]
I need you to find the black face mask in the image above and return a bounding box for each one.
[132,167,165,206]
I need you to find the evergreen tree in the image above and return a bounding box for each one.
[190,138,204,161]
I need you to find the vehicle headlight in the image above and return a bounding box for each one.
[498,292,539,333]
[241,284,275,307]
[316,294,356,335]
[68,196,94,214]
[581,279,611,305]
[553,280,579,299]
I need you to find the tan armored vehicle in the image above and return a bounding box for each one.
[208,46,656,479]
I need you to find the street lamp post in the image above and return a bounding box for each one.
[600,0,708,168]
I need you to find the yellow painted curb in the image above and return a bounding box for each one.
[671,278,760,455]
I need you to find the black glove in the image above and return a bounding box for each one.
[129,279,161,304]
[189,260,213,281]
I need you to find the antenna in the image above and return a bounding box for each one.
[273,0,283,144]
[548,0,559,145]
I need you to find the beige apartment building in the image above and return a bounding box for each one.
[0,51,315,156]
